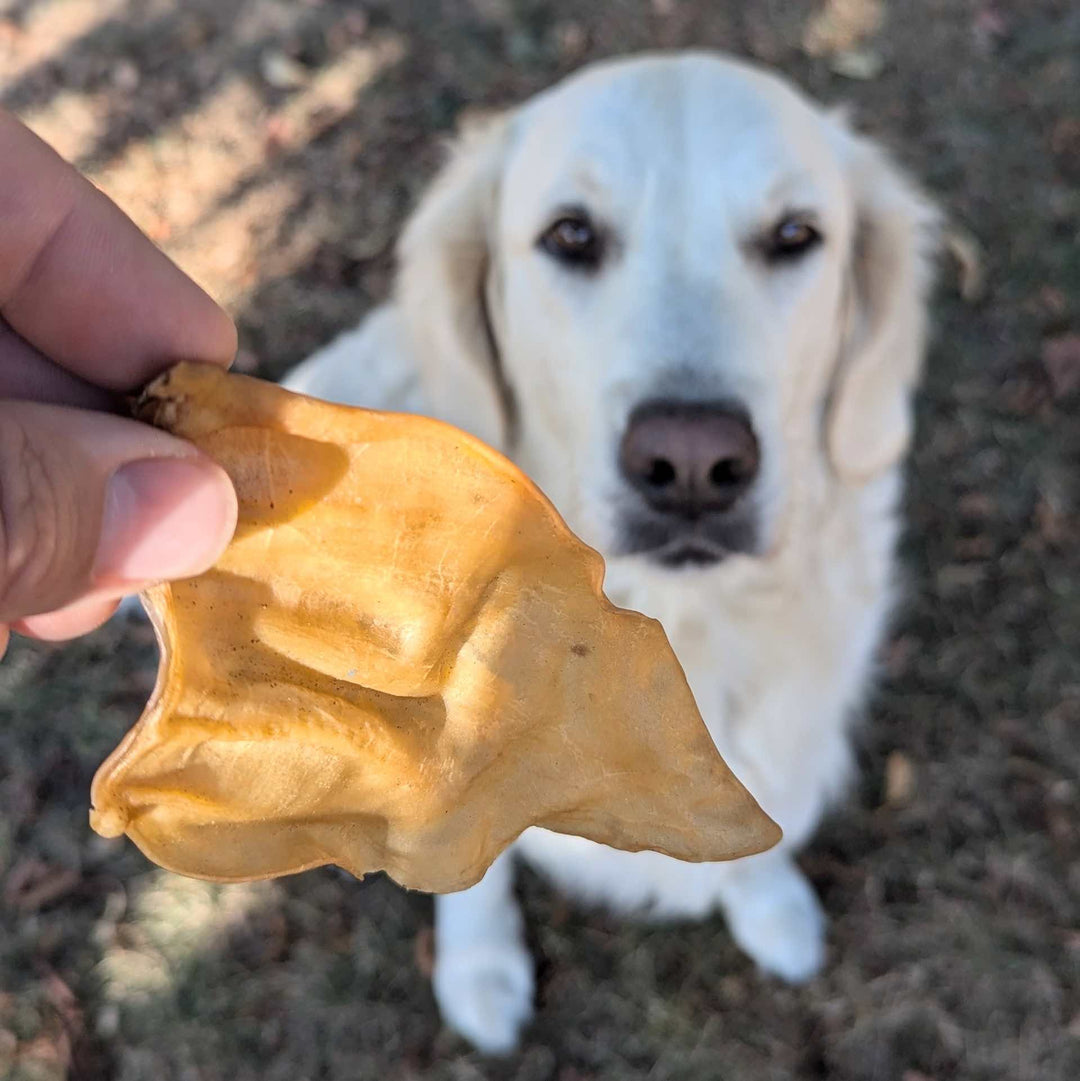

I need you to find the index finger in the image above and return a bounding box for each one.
[0,108,236,392]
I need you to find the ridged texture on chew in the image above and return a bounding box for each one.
[90,363,780,892]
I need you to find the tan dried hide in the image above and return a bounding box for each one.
[91,363,780,893]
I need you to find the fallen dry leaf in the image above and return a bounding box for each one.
[468,0,512,23]
[882,634,918,679]
[957,492,997,519]
[1050,117,1080,180]
[42,970,83,1034]
[90,364,779,894]
[555,20,588,61]
[20,1034,72,1078]
[2,857,46,904]
[972,5,1010,51]
[413,926,435,978]
[1050,117,1080,156]
[14,869,81,912]
[829,48,885,80]
[954,534,997,560]
[260,50,309,90]
[1036,285,1068,319]
[944,226,986,303]
[1034,494,1071,547]
[0,1030,15,1071]
[3,859,80,912]
[1046,780,1077,847]
[1041,333,1080,400]
[936,563,988,595]
[883,750,916,808]
[803,0,885,57]
[110,59,140,92]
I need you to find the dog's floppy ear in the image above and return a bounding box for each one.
[827,125,940,482]
[395,113,515,451]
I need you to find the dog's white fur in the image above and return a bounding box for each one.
[284,52,938,1053]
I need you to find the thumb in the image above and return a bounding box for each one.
[0,400,236,626]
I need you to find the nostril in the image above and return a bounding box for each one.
[646,458,677,487]
[708,458,745,488]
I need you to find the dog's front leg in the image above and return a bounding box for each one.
[707,848,826,984]
[433,852,534,1054]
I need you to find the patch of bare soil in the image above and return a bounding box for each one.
[1,2,1078,1079]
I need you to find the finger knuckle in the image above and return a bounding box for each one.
[0,420,65,617]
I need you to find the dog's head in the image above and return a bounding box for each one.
[396,53,938,572]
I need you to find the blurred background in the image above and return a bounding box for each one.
[1,1,1078,1078]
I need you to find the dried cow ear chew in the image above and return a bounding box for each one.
[90,363,780,893]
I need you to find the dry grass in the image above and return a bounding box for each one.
[1,1,1079,1078]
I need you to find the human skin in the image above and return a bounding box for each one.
[0,108,238,659]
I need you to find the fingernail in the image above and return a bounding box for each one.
[95,457,237,585]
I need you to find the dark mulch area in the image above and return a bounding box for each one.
[1,2,1078,1078]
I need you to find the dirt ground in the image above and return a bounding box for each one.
[1,1,1078,1078]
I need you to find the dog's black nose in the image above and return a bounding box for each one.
[619,401,760,517]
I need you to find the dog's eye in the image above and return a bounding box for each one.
[539,212,603,270]
[765,216,822,262]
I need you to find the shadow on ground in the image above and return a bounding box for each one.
[1,1,1078,1078]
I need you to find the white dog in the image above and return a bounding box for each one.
[284,51,938,1053]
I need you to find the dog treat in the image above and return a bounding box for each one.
[90,363,780,893]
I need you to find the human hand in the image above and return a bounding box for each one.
[0,109,238,659]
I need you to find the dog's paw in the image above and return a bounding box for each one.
[725,866,826,984]
[433,942,535,1055]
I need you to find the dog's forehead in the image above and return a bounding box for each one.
[506,56,841,212]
